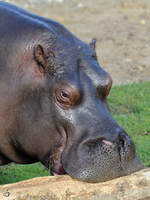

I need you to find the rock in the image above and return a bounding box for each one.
[0,168,150,200]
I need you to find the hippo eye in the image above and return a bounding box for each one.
[54,84,80,109]
[55,89,72,109]
[61,91,69,99]
[60,90,71,103]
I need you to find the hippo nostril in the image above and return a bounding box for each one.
[119,132,129,147]
[118,132,136,163]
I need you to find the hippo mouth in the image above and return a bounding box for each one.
[50,154,66,176]
[49,127,67,176]
[49,130,143,182]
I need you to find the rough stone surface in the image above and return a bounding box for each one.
[0,168,150,200]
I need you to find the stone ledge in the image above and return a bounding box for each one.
[0,168,150,200]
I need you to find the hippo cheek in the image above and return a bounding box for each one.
[61,136,143,183]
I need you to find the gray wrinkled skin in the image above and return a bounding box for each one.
[0,2,143,183]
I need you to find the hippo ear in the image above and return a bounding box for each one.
[34,44,48,73]
[89,38,97,59]
[89,38,97,50]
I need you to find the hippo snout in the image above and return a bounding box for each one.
[62,131,143,183]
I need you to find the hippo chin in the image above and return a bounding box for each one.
[0,2,143,183]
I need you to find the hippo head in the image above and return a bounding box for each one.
[29,33,142,182]
[3,21,143,183]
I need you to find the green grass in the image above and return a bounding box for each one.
[0,163,50,185]
[108,82,150,135]
[0,81,150,185]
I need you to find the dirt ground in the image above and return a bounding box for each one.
[5,0,150,85]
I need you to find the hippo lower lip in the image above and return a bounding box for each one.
[51,165,66,176]
[50,155,66,176]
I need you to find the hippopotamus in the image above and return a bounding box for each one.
[0,2,143,183]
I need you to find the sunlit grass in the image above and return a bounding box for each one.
[108,81,150,167]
